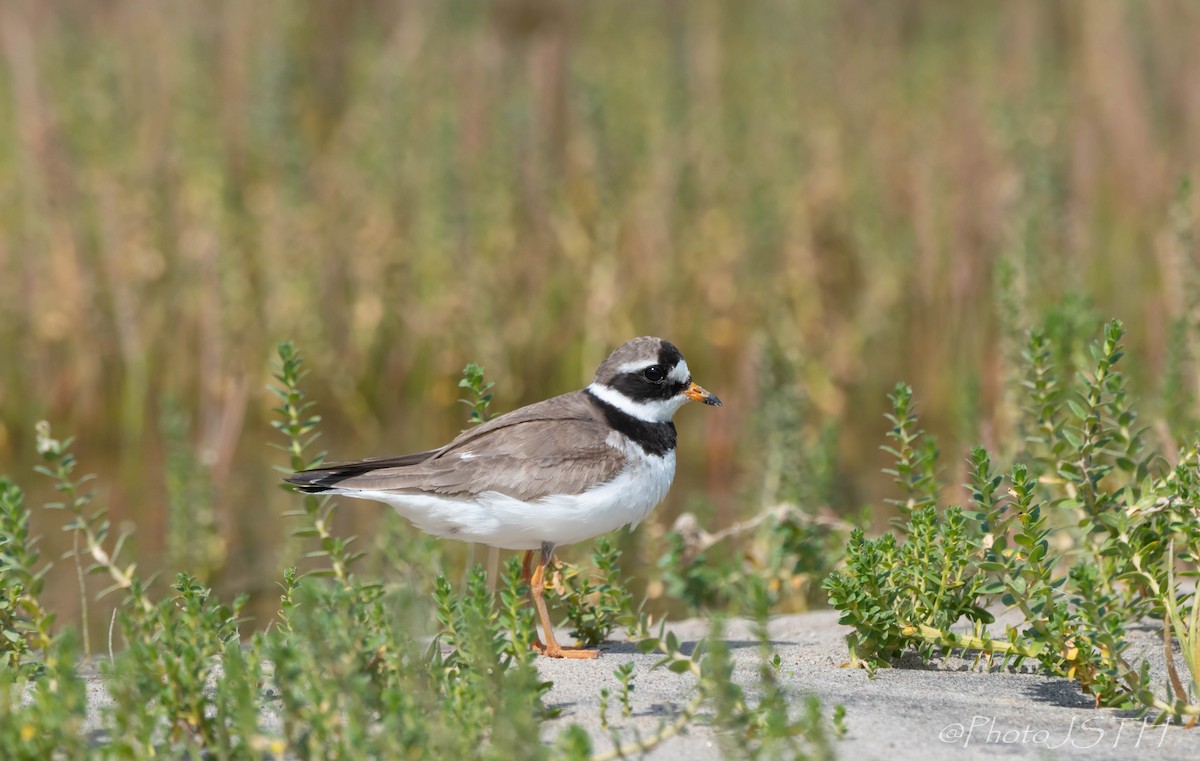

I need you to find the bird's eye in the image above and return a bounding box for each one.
[643,365,666,382]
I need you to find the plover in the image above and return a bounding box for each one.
[286,336,722,658]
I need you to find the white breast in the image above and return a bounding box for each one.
[332,437,677,550]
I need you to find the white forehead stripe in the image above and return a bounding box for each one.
[587,382,691,423]
[669,359,690,384]
[614,358,691,383]
[615,359,659,374]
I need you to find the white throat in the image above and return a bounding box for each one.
[587,382,688,423]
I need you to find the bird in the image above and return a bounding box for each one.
[285,336,722,658]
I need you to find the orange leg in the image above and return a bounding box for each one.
[520,550,545,651]
[529,543,599,659]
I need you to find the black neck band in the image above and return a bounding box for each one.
[585,390,677,457]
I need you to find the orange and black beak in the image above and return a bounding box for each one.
[684,381,723,407]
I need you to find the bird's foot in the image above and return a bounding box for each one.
[540,643,601,659]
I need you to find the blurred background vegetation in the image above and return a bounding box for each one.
[2,0,1199,633]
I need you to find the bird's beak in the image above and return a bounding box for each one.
[684,381,723,407]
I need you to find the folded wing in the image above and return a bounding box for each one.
[284,392,628,502]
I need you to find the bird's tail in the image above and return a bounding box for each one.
[283,449,441,493]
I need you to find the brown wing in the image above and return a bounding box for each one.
[286,391,627,501]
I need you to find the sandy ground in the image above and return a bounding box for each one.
[538,611,1197,760]
[75,610,1198,759]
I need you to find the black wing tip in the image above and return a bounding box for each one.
[283,469,342,492]
[293,485,332,494]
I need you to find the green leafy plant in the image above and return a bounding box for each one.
[458,362,496,425]
[0,632,87,761]
[0,478,53,673]
[1163,538,1200,716]
[832,704,847,739]
[613,661,636,717]
[881,383,941,525]
[630,604,836,761]
[552,536,636,646]
[825,319,1200,721]
[272,341,362,587]
[597,686,611,729]
[268,568,556,759]
[496,554,539,657]
[36,422,154,657]
[658,529,739,612]
[103,574,250,756]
